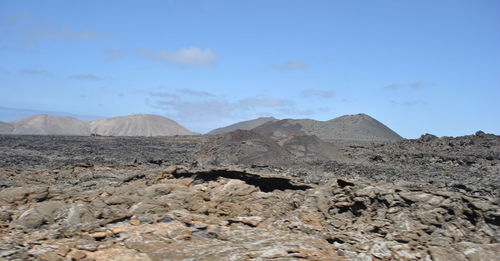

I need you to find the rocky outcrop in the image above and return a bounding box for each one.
[0,166,498,260]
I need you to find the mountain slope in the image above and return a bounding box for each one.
[207,117,277,135]
[11,114,90,135]
[254,114,402,141]
[198,129,293,165]
[89,114,196,136]
[0,121,14,134]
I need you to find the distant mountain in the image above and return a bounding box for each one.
[207,117,278,135]
[254,113,403,141]
[90,114,196,136]
[0,106,104,122]
[0,121,14,134]
[11,114,90,135]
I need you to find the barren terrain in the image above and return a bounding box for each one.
[0,132,498,260]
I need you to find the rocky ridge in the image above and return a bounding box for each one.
[207,117,277,135]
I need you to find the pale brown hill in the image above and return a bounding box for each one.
[254,113,402,141]
[11,114,90,135]
[207,117,277,135]
[0,121,14,134]
[90,114,196,137]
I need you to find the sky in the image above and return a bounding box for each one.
[0,0,499,137]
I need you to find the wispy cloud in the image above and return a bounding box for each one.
[390,100,429,106]
[301,88,335,99]
[238,97,294,109]
[384,81,429,90]
[34,28,105,41]
[70,74,105,81]
[103,49,125,60]
[0,45,40,54]
[270,60,308,71]
[148,92,308,126]
[150,92,180,99]
[150,88,214,99]
[138,47,217,67]
[177,88,215,97]
[0,13,113,44]
[410,81,427,89]
[152,98,235,121]
[18,68,50,76]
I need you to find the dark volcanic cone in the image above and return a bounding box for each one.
[207,117,277,135]
[254,113,402,141]
[198,129,294,165]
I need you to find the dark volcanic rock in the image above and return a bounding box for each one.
[207,117,277,135]
[197,129,294,165]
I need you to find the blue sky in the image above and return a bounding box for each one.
[0,0,499,137]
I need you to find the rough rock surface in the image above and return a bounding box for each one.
[254,113,403,141]
[0,122,13,134]
[10,114,90,135]
[0,132,498,260]
[0,165,497,260]
[198,129,294,165]
[279,135,341,160]
[207,117,278,135]
[89,114,196,137]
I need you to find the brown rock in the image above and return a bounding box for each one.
[429,246,467,261]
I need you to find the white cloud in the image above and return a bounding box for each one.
[139,47,217,67]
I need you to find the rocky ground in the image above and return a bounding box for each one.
[0,133,498,260]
